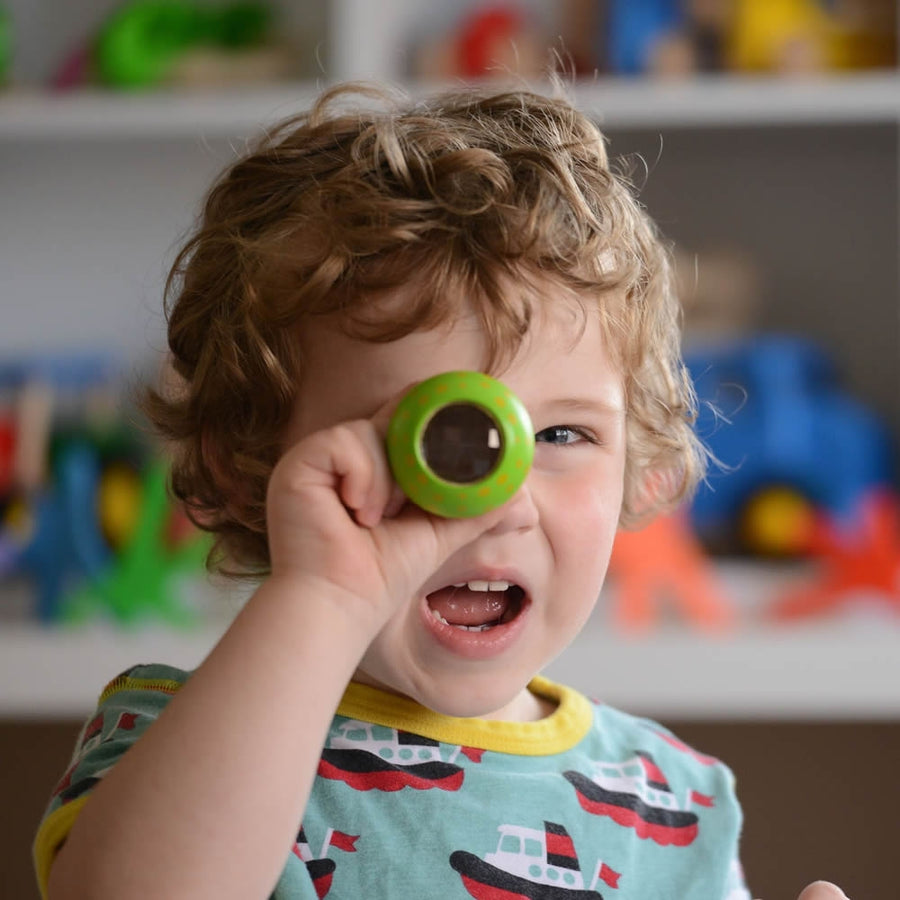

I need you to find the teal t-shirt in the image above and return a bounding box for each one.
[35,664,750,899]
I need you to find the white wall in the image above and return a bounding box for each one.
[1,137,235,361]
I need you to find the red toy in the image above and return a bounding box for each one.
[769,489,900,621]
[413,5,547,81]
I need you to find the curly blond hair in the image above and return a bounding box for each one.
[143,82,706,575]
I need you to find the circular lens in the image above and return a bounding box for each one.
[421,403,502,484]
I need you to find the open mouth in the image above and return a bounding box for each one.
[425,581,527,632]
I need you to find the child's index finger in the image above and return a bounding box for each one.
[368,380,423,436]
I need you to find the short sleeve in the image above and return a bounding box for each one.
[630,714,753,900]
[32,664,189,899]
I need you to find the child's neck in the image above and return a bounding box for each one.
[513,689,558,722]
[349,673,557,722]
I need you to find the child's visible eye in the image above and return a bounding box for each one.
[535,425,597,446]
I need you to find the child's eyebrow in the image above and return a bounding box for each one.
[538,397,625,419]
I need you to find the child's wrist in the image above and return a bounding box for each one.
[257,571,391,638]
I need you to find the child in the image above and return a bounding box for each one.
[35,83,844,900]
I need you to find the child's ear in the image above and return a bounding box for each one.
[644,464,683,509]
[618,463,678,532]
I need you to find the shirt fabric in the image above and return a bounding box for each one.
[35,664,750,900]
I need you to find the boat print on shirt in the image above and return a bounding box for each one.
[563,751,714,846]
[318,719,481,791]
[450,820,621,900]
[291,826,359,899]
[52,710,142,805]
[645,727,719,767]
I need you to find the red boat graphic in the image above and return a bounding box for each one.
[318,719,465,791]
[450,820,619,899]
[564,752,703,846]
[302,857,335,900]
[292,826,358,899]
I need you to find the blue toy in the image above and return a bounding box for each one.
[686,334,895,556]
[14,441,113,619]
[605,0,684,74]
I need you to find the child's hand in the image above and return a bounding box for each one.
[265,396,508,628]
[754,882,849,900]
[796,884,849,900]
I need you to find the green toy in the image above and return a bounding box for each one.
[0,6,10,85]
[62,460,210,627]
[94,0,272,89]
[386,371,534,518]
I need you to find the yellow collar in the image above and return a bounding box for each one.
[336,675,593,757]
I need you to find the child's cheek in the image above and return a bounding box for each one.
[549,468,622,552]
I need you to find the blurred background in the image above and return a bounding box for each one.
[1,1,899,897]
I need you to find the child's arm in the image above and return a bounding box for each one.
[46,410,508,900]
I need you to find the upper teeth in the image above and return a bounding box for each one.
[453,580,511,591]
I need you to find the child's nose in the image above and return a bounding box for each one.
[487,482,539,535]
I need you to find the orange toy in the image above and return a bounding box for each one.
[769,490,900,621]
[608,510,736,632]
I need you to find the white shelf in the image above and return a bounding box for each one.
[3,568,898,721]
[1,72,898,140]
[547,620,900,722]
[0,622,229,719]
[580,70,900,128]
[0,84,322,140]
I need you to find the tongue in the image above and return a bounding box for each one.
[427,587,510,627]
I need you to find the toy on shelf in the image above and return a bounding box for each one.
[728,0,834,73]
[604,0,730,77]
[0,354,209,625]
[52,0,297,91]
[62,459,210,628]
[768,489,900,621]
[412,5,550,81]
[686,334,895,559]
[0,4,10,86]
[728,0,897,73]
[608,509,736,633]
[561,0,896,78]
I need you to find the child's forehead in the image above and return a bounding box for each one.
[330,267,596,339]
[299,279,607,381]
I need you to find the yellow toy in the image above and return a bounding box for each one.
[729,0,896,72]
[728,0,835,72]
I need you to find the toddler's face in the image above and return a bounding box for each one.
[284,276,626,721]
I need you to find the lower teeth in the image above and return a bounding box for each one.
[431,609,498,631]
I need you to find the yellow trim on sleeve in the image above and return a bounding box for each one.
[33,795,90,900]
[336,675,593,756]
[98,675,183,706]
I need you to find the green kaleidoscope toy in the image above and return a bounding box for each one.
[387,371,534,518]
